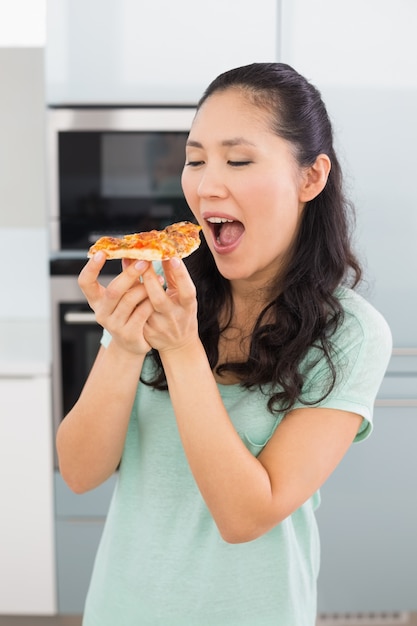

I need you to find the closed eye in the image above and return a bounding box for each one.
[228,160,252,167]
[185,160,204,167]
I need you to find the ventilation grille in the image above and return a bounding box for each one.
[317,612,410,625]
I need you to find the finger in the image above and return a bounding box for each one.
[128,295,154,326]
[161,258,196,304]
[78,251,107,301]
[105,260,150,301]
[140,263,168,311]
[108,294,154,355]
[122,258,136,272]
[104,284,151,329]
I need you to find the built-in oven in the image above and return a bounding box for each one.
[48,107,196,453]
[48,106,196,254]
[50,260,118,452]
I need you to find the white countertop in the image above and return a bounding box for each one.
[0,319,51,377]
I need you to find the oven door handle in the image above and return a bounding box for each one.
[64,311,98,324]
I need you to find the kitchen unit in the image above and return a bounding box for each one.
[317,355,417,613]
[45,0,279,105]
[0,321,56,615]
[313,84,417,614]
[0,45,56,616]
[54,473,116,613]
[279,0,417,615]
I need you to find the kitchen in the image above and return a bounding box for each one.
[0,0,416,624]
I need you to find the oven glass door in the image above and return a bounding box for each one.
[58,130,193,250]
[59,302,103,419]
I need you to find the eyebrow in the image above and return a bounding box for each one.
[186,137,256,148]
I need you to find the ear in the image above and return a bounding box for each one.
[299,154,331,202]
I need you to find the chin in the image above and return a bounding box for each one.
[214,260,254,282]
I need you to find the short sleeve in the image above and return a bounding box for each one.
[101,328,112,348]
[293,289,392,442]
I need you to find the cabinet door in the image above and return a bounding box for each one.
[279,0,417,348]
[0,376,56,614]
[317,404,417,613]
[54,471,116,613]
[55,519,105,614]
[46,0,279,104]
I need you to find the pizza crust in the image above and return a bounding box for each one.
[88,240,200,261]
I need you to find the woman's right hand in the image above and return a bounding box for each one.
[78,252,155,355]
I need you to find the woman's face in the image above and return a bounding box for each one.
[181,88,308,289]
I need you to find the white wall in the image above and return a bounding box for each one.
[0,0,46,46]
[0,1,49,319]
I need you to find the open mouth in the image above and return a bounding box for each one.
[206,216,245,249]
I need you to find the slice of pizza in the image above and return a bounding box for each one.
[87,221,202,261]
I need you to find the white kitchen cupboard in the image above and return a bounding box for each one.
[0,48,50,320]
[280,0,417,613]
[317,363,417,612]
[45,0,279,104]
[279,0,417,347]
[0,375,56,615]
[0,48,47,229]
[54,472,116,613]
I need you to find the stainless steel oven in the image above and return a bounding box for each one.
[48,106,196,254]
[48,107,196,454]
[50,261,117,447]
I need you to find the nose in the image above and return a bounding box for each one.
[196,165,228,199]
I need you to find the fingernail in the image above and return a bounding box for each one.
[170,257,181,269]
[93,251,105,262]
[134,260,147,272]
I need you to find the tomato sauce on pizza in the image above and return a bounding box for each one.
[87,221,202,261]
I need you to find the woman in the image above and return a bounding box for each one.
[57,63,392,626]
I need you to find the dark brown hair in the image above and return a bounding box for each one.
[143,62,362,413]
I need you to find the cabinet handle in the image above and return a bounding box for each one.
[392,348,417,356]
[375,398,417,407]
[64,311,98,324]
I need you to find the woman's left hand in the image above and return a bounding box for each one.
[140,258,199,353]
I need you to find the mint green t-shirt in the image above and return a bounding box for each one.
[82,288,392,626]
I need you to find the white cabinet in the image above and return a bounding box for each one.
[0,375,56,614]
[317,356,417,612]
[316,355,417,612]
[279,0,417,615]
[317,404,417,612]
[0,48,47,229]
[280,0,417,348]
[0,48,49,318]
[54,472,117,613]
[46,0,279,104]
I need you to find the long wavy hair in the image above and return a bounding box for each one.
[143,62,362,413]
